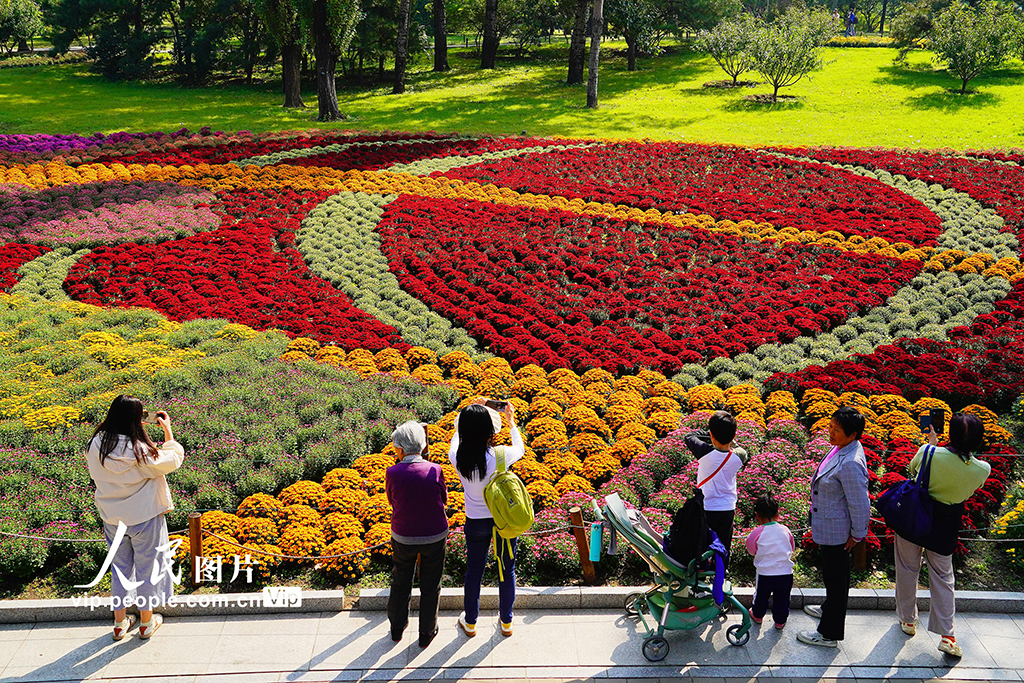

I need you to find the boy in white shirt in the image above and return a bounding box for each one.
[745,492,796,629]
[689,410,746,568]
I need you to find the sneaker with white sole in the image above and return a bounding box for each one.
[500,621,513,637]
[797,629,838,648]
[901,621,917,636]
[112,614,137,641]
[138,614,163,639]
[803,604,823,619]
[938,637,962,657]
[458,612,476,638]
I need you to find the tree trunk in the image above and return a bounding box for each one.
[961,77,968,95]
[282,43,305,108]
[879,0,888,36]
[393,0,412,93]
[433,0,449,71]
[134,0,143,39]
[244,17,258,85]
[168,7,183,68]
[625,33,636,72]
[182,0,193,81]
[773,83,779,102]
[313,0,342,120]
[586,0,603,108]
[17,38,29,52]
[481,0,498,69]
[567,0,589,84]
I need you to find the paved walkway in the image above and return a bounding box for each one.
[1,608,1022,682]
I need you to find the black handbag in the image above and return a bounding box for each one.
[878,445,935,540]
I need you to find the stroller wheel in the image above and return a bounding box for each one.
[642,635,669,661]
[624,592,644,616]
[726,624,750,646]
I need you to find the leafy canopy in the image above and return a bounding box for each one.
[748,5,835,101]
[930,0,1019,93]
[696,12,757,83]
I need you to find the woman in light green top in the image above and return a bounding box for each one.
[895,413,990,659]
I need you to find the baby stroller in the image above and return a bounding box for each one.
[593,493,751,661]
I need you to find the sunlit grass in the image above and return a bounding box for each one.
[1,43,1022,148]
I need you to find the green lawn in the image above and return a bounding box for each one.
[1,43,1023,148]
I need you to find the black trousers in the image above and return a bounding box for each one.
[751,573,793,624]
[387,538,446,636]
[704,509,735,570]
[818,543,851,641]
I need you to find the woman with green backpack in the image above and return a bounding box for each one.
[449,399,524,638]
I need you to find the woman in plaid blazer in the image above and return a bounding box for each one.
[798,406,871,649]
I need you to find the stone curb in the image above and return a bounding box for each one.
[355,586,1024,613]
[3,586,1023,623]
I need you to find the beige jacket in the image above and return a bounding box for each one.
[85,433,185,526]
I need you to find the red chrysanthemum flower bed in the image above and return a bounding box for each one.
[64,188,408,350]
[377,195,921,373]
[0,242,50,291]
[440,142,943,243]
[779,147,1024,237]
[281,137,568,171]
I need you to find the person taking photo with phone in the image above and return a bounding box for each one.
[894,413,990,658]
[85,395,183,640]
[449,398,523,638]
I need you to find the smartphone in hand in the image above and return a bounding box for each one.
[919,409,945,434]
[142,410,161,425]
[484,399,509,412]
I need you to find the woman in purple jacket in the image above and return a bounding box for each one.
[385,421,449,647]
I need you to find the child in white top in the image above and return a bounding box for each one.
[745,492,796,629]
[689,411,746,567]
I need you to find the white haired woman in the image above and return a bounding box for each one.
[385,421,449,647]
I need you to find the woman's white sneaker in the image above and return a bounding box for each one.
[458,612,476,638]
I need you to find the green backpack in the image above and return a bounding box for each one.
[483,446,534,580]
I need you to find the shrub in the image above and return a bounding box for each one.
[696,13,758,85]
[320,537,369,582]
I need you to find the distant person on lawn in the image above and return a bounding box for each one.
[894,413,990,658]
[385,421,449,648]
[85,395,184,641]
[798,406,870,649]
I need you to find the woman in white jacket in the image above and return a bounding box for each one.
[85,395,184,640]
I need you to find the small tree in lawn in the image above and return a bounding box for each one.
[749,6,832,103]
[696,13,756,86]
[932,1,1017,95]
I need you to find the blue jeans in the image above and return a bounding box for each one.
[464,517,516,624]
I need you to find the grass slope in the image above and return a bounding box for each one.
[1,45,1023,147]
